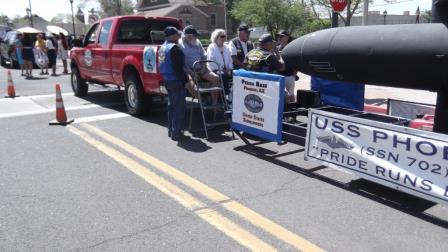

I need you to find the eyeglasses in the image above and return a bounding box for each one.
[220,35,227,38]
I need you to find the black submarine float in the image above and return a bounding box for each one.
[282,0,448,134]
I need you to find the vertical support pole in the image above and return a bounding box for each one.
[434,92,448,134]
[332,11,338,28]
[431,0,448,133]
[362,0,369,25]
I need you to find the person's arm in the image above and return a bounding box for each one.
[206,44,215,71]
[267,54,285,72]
[230,41,244,68]
[170,45,189,84]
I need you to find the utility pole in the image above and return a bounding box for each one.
[28,0,34,27]
[362,0,368,25]
[223,0,228,34]
[70,0,76,37]
[117,0,122,15]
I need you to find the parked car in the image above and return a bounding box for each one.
[70,15,182,115]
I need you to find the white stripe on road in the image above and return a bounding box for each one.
[0,103,123,119]
[9,92,74,100]
[73,113,130,124]
[2,90,112,101]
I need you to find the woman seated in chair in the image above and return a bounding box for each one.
[206,29,233,95]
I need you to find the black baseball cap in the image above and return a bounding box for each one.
[238,24,253,32]
[277,30,290,37]
[183,25,200,36]
[164,26,181,37]
[258,34,275,44]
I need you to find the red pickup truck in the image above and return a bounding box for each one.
[70,15,182,115]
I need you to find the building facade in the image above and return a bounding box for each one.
[343,11,427,26]
[137,0,227,35]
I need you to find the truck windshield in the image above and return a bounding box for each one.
[117,19,180,45]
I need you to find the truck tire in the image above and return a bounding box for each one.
[124,72,151,115]
[71,67,88,97]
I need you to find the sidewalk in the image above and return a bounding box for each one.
[294,73,437,108]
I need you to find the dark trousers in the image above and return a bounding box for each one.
[165,80,186,135]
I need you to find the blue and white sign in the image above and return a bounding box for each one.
[231,69,285,142]
[305,108,448,205]
[143,46,157,73]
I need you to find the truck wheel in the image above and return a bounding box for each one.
[124,73,150,115]
[71,67,88,97]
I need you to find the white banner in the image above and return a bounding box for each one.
[231,70,284,142]
[305,108,448,205]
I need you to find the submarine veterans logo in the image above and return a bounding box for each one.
[317,135,354,150]
[244,94,263,113]
[84,50,92,67]
[231,72,285,143]
[143,46,157,73]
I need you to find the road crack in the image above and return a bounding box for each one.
[71,212,193,251]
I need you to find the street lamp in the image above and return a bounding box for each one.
[416,6,421,23]
[383,10,388,25]
[26,8,32,27]
[69,0,76,37]
[223,0,228,36]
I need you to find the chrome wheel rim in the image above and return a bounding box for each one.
[71,72,78,92]
[128,83,138,108]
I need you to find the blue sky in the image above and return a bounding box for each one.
[0,0,434,21]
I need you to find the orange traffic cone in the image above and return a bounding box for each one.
[5,70,17,98]
[49,84,74,125]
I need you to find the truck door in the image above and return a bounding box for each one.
[79,23,99,78]
[93,20,114,83]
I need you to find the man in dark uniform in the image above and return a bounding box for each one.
[245,34,285,74]
[159,26,189,141]
[230,24,254,69]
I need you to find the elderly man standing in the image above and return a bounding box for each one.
[159,26,189,141]
[230,24,254,69]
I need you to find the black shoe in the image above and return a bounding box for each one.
[171,133,188,141]
[168,130,172,138]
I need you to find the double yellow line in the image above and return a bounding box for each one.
[68,124,324,252]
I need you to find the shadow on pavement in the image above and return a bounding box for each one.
[234,140,448,229]
[75,90,238,152]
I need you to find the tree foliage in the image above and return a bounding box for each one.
[79,0,136,17]
[50,13,74,23]
[0,15,10,25]
[231,0,308,35]
[298,18,331,36]
[307,0,366,26]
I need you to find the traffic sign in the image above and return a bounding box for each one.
[88,14,99,24]
[330,0,348,13]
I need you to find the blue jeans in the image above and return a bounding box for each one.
[165,80,186,135]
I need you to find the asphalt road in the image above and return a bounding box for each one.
[0,66,447,251]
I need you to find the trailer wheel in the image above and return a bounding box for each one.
[124,72,150,115]
[71,67,88,96]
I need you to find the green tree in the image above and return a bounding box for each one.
[79,0,136,17]
[50,13,73,23]
[0,14,10,25]
[421,10,431,23]
[231,0,308,35]
[298,18,331,36]
[307,0,365,26]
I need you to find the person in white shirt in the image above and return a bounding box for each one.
[229,24,254,69]
[206,29,233,94]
